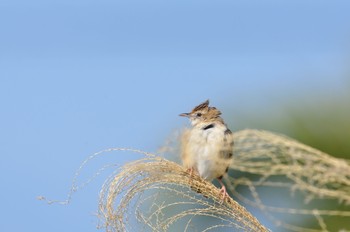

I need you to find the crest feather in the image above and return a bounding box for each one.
[191,100,209,112]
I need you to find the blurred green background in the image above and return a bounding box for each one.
[228,80,350,159]
[225,78,350,231]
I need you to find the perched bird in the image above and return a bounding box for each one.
[179,100,234,199]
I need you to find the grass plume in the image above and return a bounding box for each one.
[39,129,350,231]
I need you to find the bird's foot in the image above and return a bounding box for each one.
[219,185,229,202]
[186,167,194,186]
[217,178,229,203]
[187,167,194,177]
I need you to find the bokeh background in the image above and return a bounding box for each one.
[1,0,349,231]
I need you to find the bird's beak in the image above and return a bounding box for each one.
[179,113,190,117]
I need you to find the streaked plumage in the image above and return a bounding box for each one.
[179,100,234,198]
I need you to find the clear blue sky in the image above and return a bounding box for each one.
[1,0,349,231]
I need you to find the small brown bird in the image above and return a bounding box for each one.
[179,100,234,199]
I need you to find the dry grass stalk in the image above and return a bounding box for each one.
[39,129,350,232]
[228,129,350,232]
[97,153,269,231]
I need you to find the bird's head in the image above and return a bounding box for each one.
[179,100,222,126]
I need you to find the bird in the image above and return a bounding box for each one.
[179,99,234,199]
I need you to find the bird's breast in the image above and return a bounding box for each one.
[185,125,233,180]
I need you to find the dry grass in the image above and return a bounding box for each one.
[39,129,350,231]
[97,152,268,231]
[228,130,350,232]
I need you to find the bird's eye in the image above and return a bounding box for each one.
[196,113,202,117]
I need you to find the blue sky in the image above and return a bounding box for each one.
[1,0,350,231]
